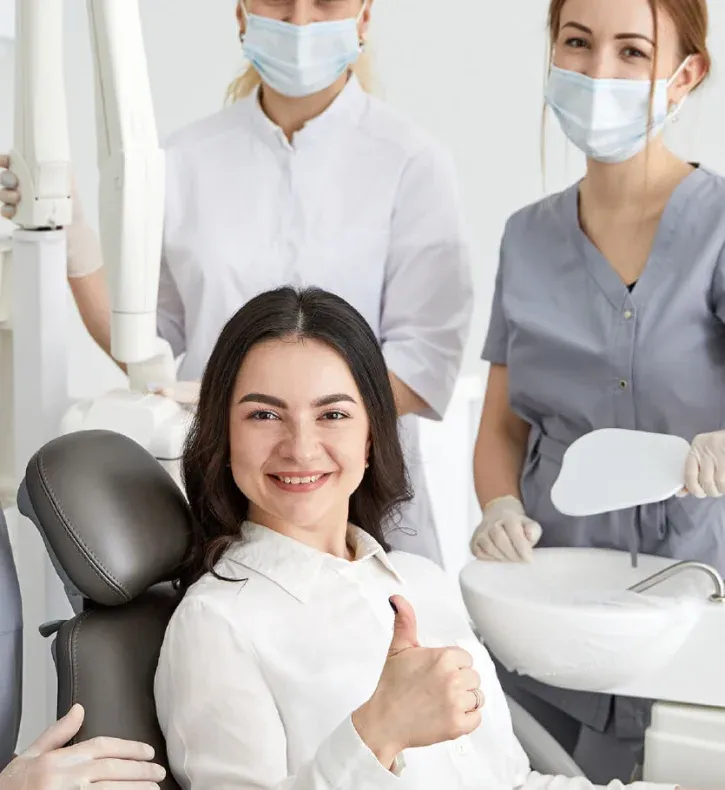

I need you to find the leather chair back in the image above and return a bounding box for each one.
[18,430,193,789]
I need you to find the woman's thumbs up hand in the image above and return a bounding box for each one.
[351,595,484,770]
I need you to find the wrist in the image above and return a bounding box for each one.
[483,494,523,513]
[352,701,401,770]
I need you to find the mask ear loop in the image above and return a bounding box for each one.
[357,0,369,50]
[666,55,692,122]
[238,1,249,44]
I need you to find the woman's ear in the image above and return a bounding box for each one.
[358,0,374,43]
[670,53,708,103]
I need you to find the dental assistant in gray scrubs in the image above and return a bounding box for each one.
[470,0,719,784]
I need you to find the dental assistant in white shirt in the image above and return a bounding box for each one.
[0,0,473,565]
[154,285,679,790]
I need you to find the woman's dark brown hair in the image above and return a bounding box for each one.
[178,286,413,588]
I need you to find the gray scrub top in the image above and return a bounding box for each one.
[483,165,725,575]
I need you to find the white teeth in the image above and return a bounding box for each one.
[277,475,321,485]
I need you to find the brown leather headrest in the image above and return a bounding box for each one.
[19,430,192,606]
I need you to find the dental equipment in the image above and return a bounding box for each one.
[551,428,691,518]
[2,1,190,740]
[6,0,191,498]
[461,547,725,787]
[628,559,725,602]
[551,428,692,568]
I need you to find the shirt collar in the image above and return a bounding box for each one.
[245,73,367,150]
[224,520,403,603]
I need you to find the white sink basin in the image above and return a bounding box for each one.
[460,548,713,693]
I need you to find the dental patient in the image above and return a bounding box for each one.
[154,286,679,790]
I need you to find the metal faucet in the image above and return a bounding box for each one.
[628,560,725,603]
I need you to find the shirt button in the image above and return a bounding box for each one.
[623,309,633,320]
[455,739,469,755]
[618,379,628,390]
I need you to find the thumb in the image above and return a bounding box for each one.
[388,595,419,655]
[23,704,84,757]
[523,520,542,546]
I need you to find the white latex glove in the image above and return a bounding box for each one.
[470,495,542,563]
[0,155,103,278]
[0,156,19,220]
[125,336,178,394]
[148,380,201,407]
[682,431,725,498]
[0,703,165,789]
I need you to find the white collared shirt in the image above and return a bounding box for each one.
[155,75,474,565]
[154,523,674,790]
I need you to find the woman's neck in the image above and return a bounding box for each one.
[260,71,350,141]
[579,142,693,217]
[247,507,354,560]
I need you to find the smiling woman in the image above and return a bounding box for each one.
[179,286,412,586]
[155,286,682,790]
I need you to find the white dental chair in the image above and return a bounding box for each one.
[507,697,583,777]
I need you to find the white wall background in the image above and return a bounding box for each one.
[1,0,725,751]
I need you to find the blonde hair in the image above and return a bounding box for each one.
[225,49,376,103]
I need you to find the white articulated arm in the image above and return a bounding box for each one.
[9,0,72,230]
[87,0,174,381]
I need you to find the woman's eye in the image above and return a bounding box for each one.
[321,410,348,421]
[564,37,589,49]
[249,410,280,421]
[622,46,647,59]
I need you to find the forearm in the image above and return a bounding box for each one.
[67,268,126,373]
[473,420,529,510]
[388,371,428,418]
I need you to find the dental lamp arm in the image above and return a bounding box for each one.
[10,1,175,389]
[10,0,72,231]
[86,0,175,389]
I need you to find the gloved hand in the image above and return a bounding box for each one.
[470,495,542,563]
[0,155,19,220]
[0,703,165,789]
[0,154,103,278]
[682,431,725,498]
[148,380,201,407]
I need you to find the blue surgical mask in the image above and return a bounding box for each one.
[239,2,366,98]
[545,58,690,164]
